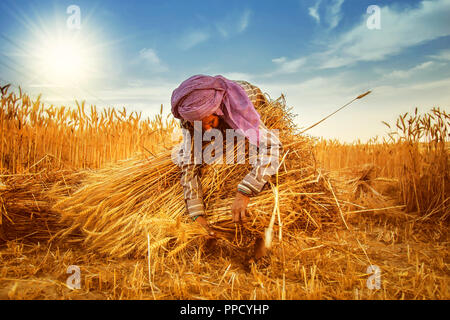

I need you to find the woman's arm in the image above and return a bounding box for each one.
[177,121,206,220]
[237,122,282,197]
[232,121,282,223]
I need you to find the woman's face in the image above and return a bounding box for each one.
[201,114,220,131]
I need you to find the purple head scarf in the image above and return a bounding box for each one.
[171,75,261,146]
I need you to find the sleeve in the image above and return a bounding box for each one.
[237,121,282,197]
[176,122,205,219]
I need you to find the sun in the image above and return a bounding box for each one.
[33,34,97,87]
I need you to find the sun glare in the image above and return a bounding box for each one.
[33,34,97,87]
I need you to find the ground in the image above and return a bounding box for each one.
[1,210,448,300]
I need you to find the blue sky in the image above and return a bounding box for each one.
[1,0,449,142]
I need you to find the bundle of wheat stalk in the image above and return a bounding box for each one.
[325,164,406,221]
[42,95,341,259]
[0,171,84,242]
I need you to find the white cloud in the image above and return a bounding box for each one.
[216,9,252,38]
[179,30,210,50]
[308,0,344,28]
[308,0,321,24]
[269,57,307,75]
[318,0,450,69]
[95,81,177,117]
[258,73,450,142]
[216,25,229,38]
[272,57,287,64]
[221,72,254,81]
[429,49,450,61]
[278,58,307,74]
[383,61,435,79]
[132,48,168,73]
[139,48,161,65]
[99,84,173,101]
[277,0,450,72]
[326,0,344,29]
[238,9,252,33]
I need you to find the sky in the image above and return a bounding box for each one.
[0,0,449,142]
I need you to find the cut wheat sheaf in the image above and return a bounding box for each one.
[44,95,340,259]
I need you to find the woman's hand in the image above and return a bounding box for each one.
[231,191,250,223]
[195,216,216,237]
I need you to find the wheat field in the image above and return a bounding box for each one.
[0,83,448,300]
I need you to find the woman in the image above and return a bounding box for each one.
[171,74,282,260]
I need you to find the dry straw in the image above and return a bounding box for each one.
[1,83,448,300]
[43,94,341,259]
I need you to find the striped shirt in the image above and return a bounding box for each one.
[175,80,282,219]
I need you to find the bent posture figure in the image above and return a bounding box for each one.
[171,75,282,261]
